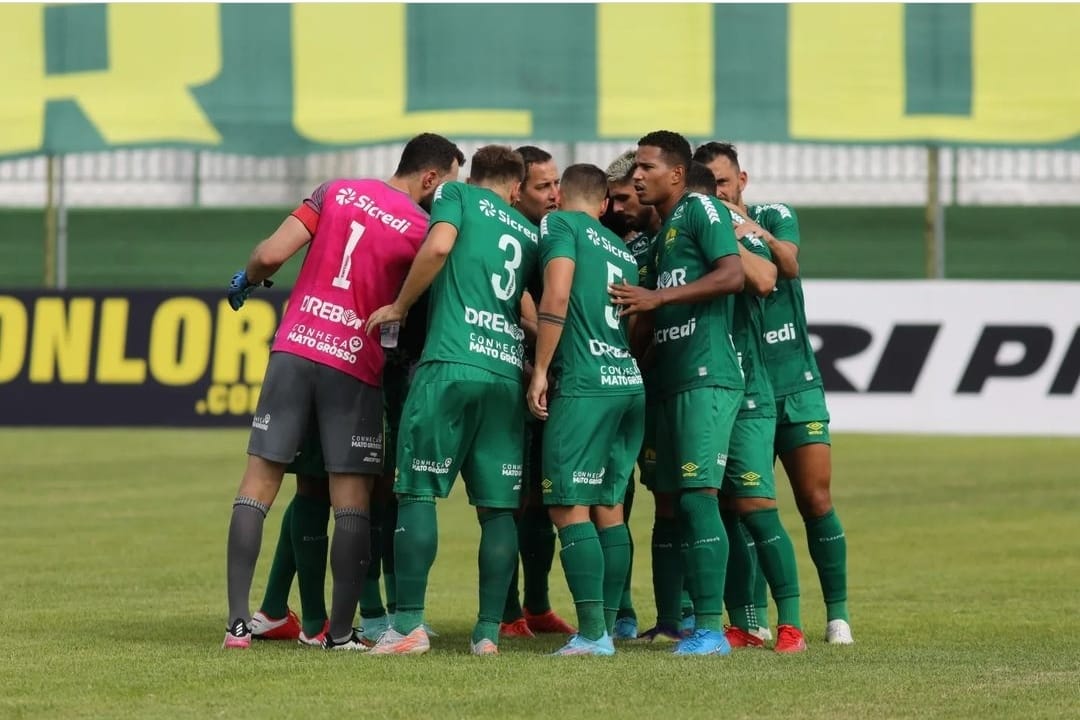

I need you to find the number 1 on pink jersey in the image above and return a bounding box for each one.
[332,220,366,290]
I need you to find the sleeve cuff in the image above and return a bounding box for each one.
[291,203,319,235]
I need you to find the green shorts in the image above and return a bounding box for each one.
[542,393,645,507]
[653,386,742,494]
[638,399,658,491]
[722,415,778,499]
[394,362,525,509]
[774,386,831,455]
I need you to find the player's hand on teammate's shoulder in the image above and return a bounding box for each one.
[609,279,661,316]
[733,218,767,240]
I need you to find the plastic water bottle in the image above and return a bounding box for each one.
[380,321,400,349]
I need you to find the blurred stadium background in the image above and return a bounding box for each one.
[3,3,1080,289]
[3,143,1080,286]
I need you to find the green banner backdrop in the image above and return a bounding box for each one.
[2,3,1078,158]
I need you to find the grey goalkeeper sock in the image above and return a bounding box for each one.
[329,508,372,643]
[226,497,269,625]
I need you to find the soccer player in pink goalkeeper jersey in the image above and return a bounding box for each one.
[222,133,464,651]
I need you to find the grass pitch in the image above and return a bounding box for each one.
[2,430,1078,719]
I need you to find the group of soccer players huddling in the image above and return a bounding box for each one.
[221,129,853,657]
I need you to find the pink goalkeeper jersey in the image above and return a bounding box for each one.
[272,179,429,386]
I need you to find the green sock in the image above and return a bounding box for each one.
[739,520,770,629]
[259,500,296,619]
[359,501,386,619]
[291,493,331,637]
[720,510,757,631]
[617,483,636,619]
[679,492,729,632]
[474,509,519,644]
[680,587,695,620]
[805,508,849,622]
[753,563,769,630]
[392,496,438,635]
[651,517,683,628]
[616,536,636,620]
[502,563,523,623]
[382,497,397,613]
[598,524,632,632]
[557,522,606,641]
[744,508,801,629]
[520,505,556,614]
[680,533,695,619]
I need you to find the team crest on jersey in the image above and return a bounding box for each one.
[479,199,497,217]
[664,227,678,249]
[586,227,601,246]
[671,203,686,222]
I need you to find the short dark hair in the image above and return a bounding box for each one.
[693,141,740,170]
[514,145,553,182]
[559,163,608,204]
[395,133,466,176]
[637,130,692,172]
[687,161,717,196]
[469,145,526,185]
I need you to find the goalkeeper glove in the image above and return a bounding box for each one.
[227,270,273,310]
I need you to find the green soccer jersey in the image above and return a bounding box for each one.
[419,181,540,381]
[651,191,744,396]
[626,231,655,285]
[728,217,777,419]
[751,203,823,397]
[540,211,643,397]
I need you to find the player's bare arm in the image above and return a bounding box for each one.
[732,212,798,281]
[738,242,777,297]
[763,235,799,279]
[717,198,799,279]
[608,254,744,316]
[528,257,573,420]
[367,221,458,335]
[245,215,313,284]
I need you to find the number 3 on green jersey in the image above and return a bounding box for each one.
[419,181,540,381]
[492,233,522,301]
